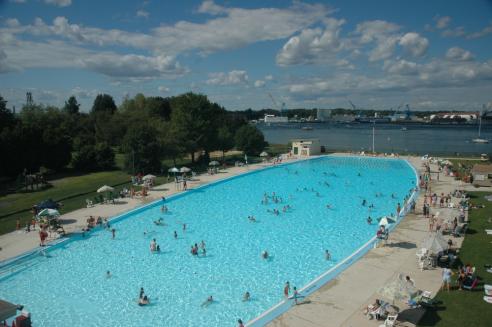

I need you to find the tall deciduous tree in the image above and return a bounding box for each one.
[122,125,162,174]
[234,124,267,156]
[91,94,117,114]
[216,126,234,161]
[63,96,80,115]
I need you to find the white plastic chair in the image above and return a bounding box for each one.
[379,313,398,327]
[416,248,427,261]
[86,199,93,208]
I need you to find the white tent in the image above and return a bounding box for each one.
[180,167,191,173]
[168,167,180,173]
[259,151,269,157]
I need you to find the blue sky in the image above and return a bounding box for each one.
[1,0,492,112]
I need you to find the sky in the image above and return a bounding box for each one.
[1,0,492,112]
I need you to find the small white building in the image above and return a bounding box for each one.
[264,114,288,123]
[291,139,321,157]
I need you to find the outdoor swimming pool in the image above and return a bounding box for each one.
[0,156,417,326]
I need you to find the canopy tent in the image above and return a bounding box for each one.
[209,161,220,166]
[259,151,269,157]
[36,199,59,210]
[180,167,191,173]
[378,273,419,304]
[0,300,18,321]
[97,185,114,193]
[421,232,449,254]
[379,216,396,227]
[142,174,156,181]
[441,160,453,166]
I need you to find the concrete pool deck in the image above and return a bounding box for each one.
[0,154,488,327]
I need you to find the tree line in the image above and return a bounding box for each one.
[0,92,267,178]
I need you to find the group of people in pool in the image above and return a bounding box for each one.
[190,240,206,256]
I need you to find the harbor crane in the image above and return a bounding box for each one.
[268,93,286,116]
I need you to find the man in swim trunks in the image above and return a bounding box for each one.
[284,281,290,298]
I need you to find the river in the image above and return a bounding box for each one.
[258,123,492,156]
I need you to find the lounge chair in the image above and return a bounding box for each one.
[416,248,427,261]
[367,304,384,320]
[86,199,94,208]
[379,313,398,327]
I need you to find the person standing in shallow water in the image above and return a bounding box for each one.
[284,281,290,298]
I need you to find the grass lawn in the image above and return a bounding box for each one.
[418,191,492,326]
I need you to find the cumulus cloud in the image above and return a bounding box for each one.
[136,10,150,18]
[254,80,265,88]
[383,59,419,75]
[71,86,98,99]
[5,19,20,28]
[445,47,474,61]
[399,32,429,57]
[44,0,72,7]
[467,22,492,39]
[158,86,170,93]
[435,16,451,29]
[206,70,248,85]
[265,74,274,81]
[82,54,187,79]
[276,18,345,66]
[197,0,227,15]
[355,20,401,61]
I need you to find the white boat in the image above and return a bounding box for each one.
[472,110,489,143]
[301,126,313,131]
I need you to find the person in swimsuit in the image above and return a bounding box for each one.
[284,281,290,298]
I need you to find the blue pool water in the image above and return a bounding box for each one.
[0,156,417,326]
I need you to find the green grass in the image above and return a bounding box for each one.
[418,191,492,327]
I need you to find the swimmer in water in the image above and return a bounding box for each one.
[138,295,150,306]
[201,295,214,307]
[174,231,178,239]
[242,292,251,302]
[325,250,331,260]
[106,270,112,278]
[262,250,269,259]
[326,204,332,209]
[367,216,372,224]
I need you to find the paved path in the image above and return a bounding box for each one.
[270,156,488,327]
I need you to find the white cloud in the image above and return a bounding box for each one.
[197,0,227,15]
[158,86,170,93]
[399,32,429,57]
[71,86,98,99]
[355,20,401,61]
[276,18,345,66]
[254,80,265,88]
[206,70,248,85]
[5,19,20,28]
[9,0,26,3]
[137,10,150,18]
[441,26,466,37]
[435,16,451,29]
[44,0,72,7]
[82,54,187,79]
[383,59,419,75]
[467,22,492,39]
[445,47,474,61]
[264,74,274,81]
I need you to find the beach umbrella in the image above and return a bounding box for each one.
[379,216,396,226]
[260,151,269,157]
[168,167,179,173]
[36,199,59,210]
[442,160,453,166]
[209,161,220,166]
[37,208,60,218]
[180,167,191,173]
[378,273,418,304]
[421,232,449,255]
[142,174,156,181]
[97,185,114,193]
